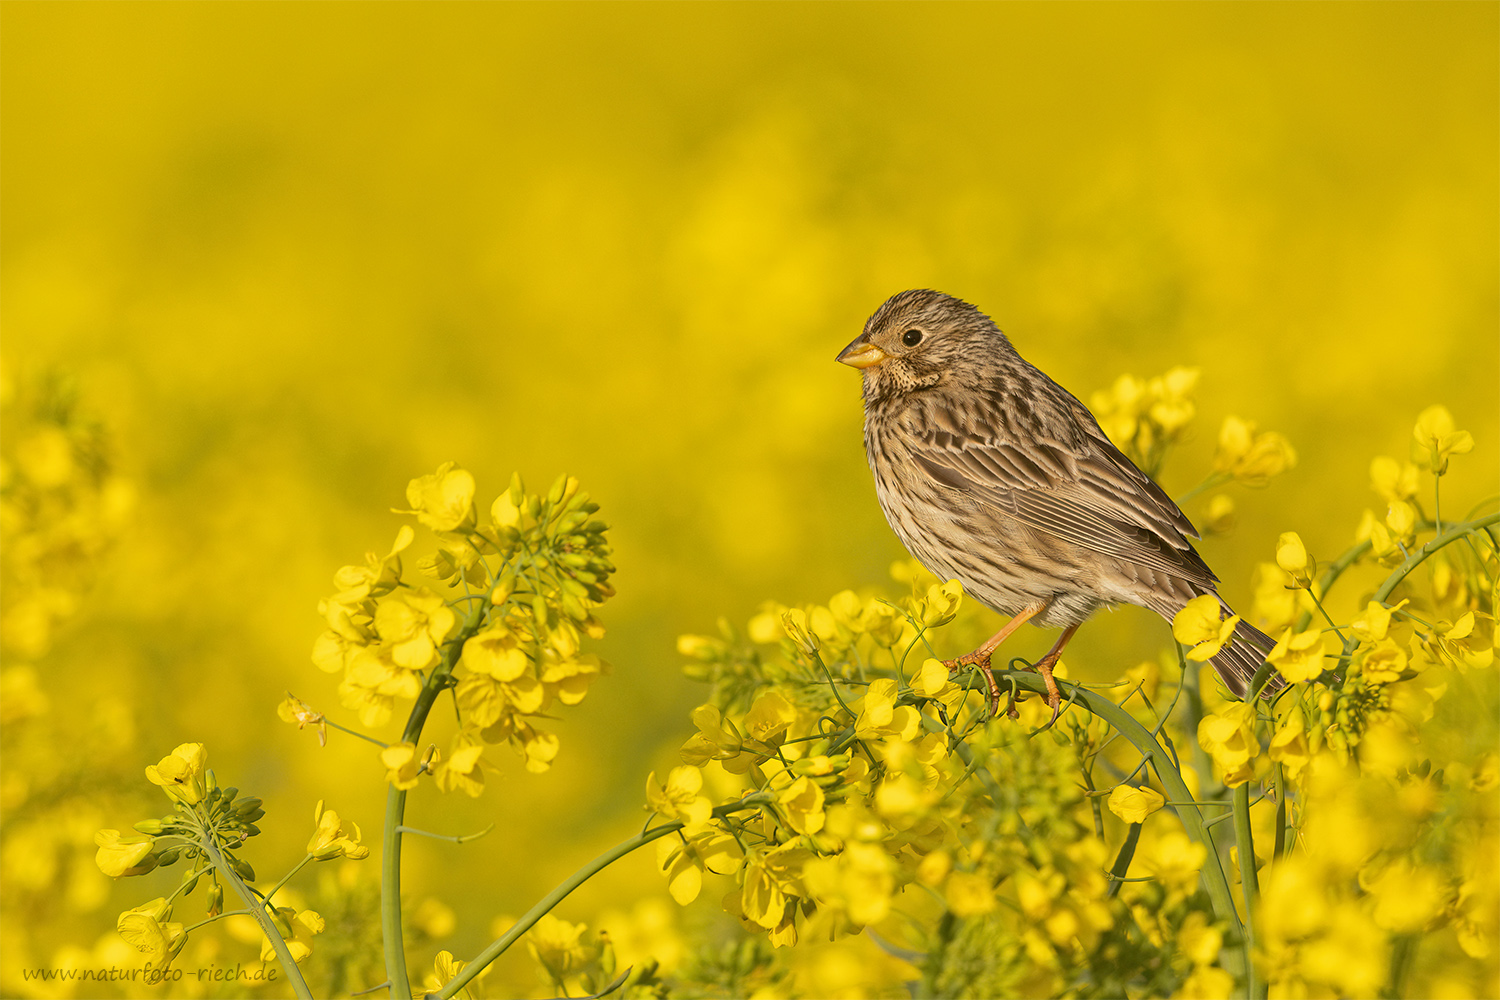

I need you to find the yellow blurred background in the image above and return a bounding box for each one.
[2,3,1495,995]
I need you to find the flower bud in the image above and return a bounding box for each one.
[781,608,819,657]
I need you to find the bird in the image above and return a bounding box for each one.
[837,288,1279,724]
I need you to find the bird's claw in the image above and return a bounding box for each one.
[944,652,1003,718]
[1029,653,1065,732]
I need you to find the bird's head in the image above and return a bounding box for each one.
[836,289,1014,399]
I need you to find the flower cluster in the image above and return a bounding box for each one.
[0,366,134,660]
[95,743,362,975]
[305,464,615,794]
[1089,366,1201,476]
[1213,415,1298,489]
[652,566,1229,998]
[1176,405,1497,995]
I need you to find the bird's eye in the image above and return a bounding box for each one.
[902,329,923,347]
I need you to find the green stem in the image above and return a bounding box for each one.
[810,649,857,719]
[437,796,769,1000]
[1176,471,1232,505]
[1388,933,1419,999]
[381,784,412,999]
[182,909,253,933]
[1106,823,1142,899]
[382,639,470,998]
[201,833,312,1000]
[1372,512,1498,604]
[1180,645,1218,799]
[1272,765,1288,862]
[1232,782,1262,999]
[1294,541,1372,633]
[262,853,314,907]
[322,717,390,748]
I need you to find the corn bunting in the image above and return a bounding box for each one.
[838,289,1279,723]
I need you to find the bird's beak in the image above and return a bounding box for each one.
[836,338,887,370]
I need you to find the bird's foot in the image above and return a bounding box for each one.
[944,650,1004,718]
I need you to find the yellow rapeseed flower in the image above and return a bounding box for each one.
[1349,599,1407,643]
[777,776,826,835]
[1274,532,1311,586]
[433,739,487,797]
[144,743,207,805]
[400,461,477,532]
[117,905,185,967]
[917,580,963,627]
[1268,706,1311,779]
[527,914,598,984]
[94,829,156,878]
[461,625,529,681]
[679,704,747,768]
[1172,595,1239,662]
[779,608,819,657]
[1267,627,1329,685]
[1410,404,1473,474]
[425,950,476,1000]
[260,907,324,963]
[645,766,712,833]
[854,678,921,741]
[374,587,457,671]
[742,689,797,744]
[1197,703,1260,786]
[656,829,743,905]
[1106,784,1165,824]
[1140,830,1208,892]
[1214,416,1297,486]
[307,800,370,861]
[911,658,967,716]
[1369,456,1420,501]
[381,742,423,790]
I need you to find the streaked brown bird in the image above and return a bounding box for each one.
[838,289,1278,722]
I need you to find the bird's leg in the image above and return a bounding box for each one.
[944,602,1045,717]
[1030,621,1082,731]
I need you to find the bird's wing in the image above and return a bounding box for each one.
[906,393,1216,586]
